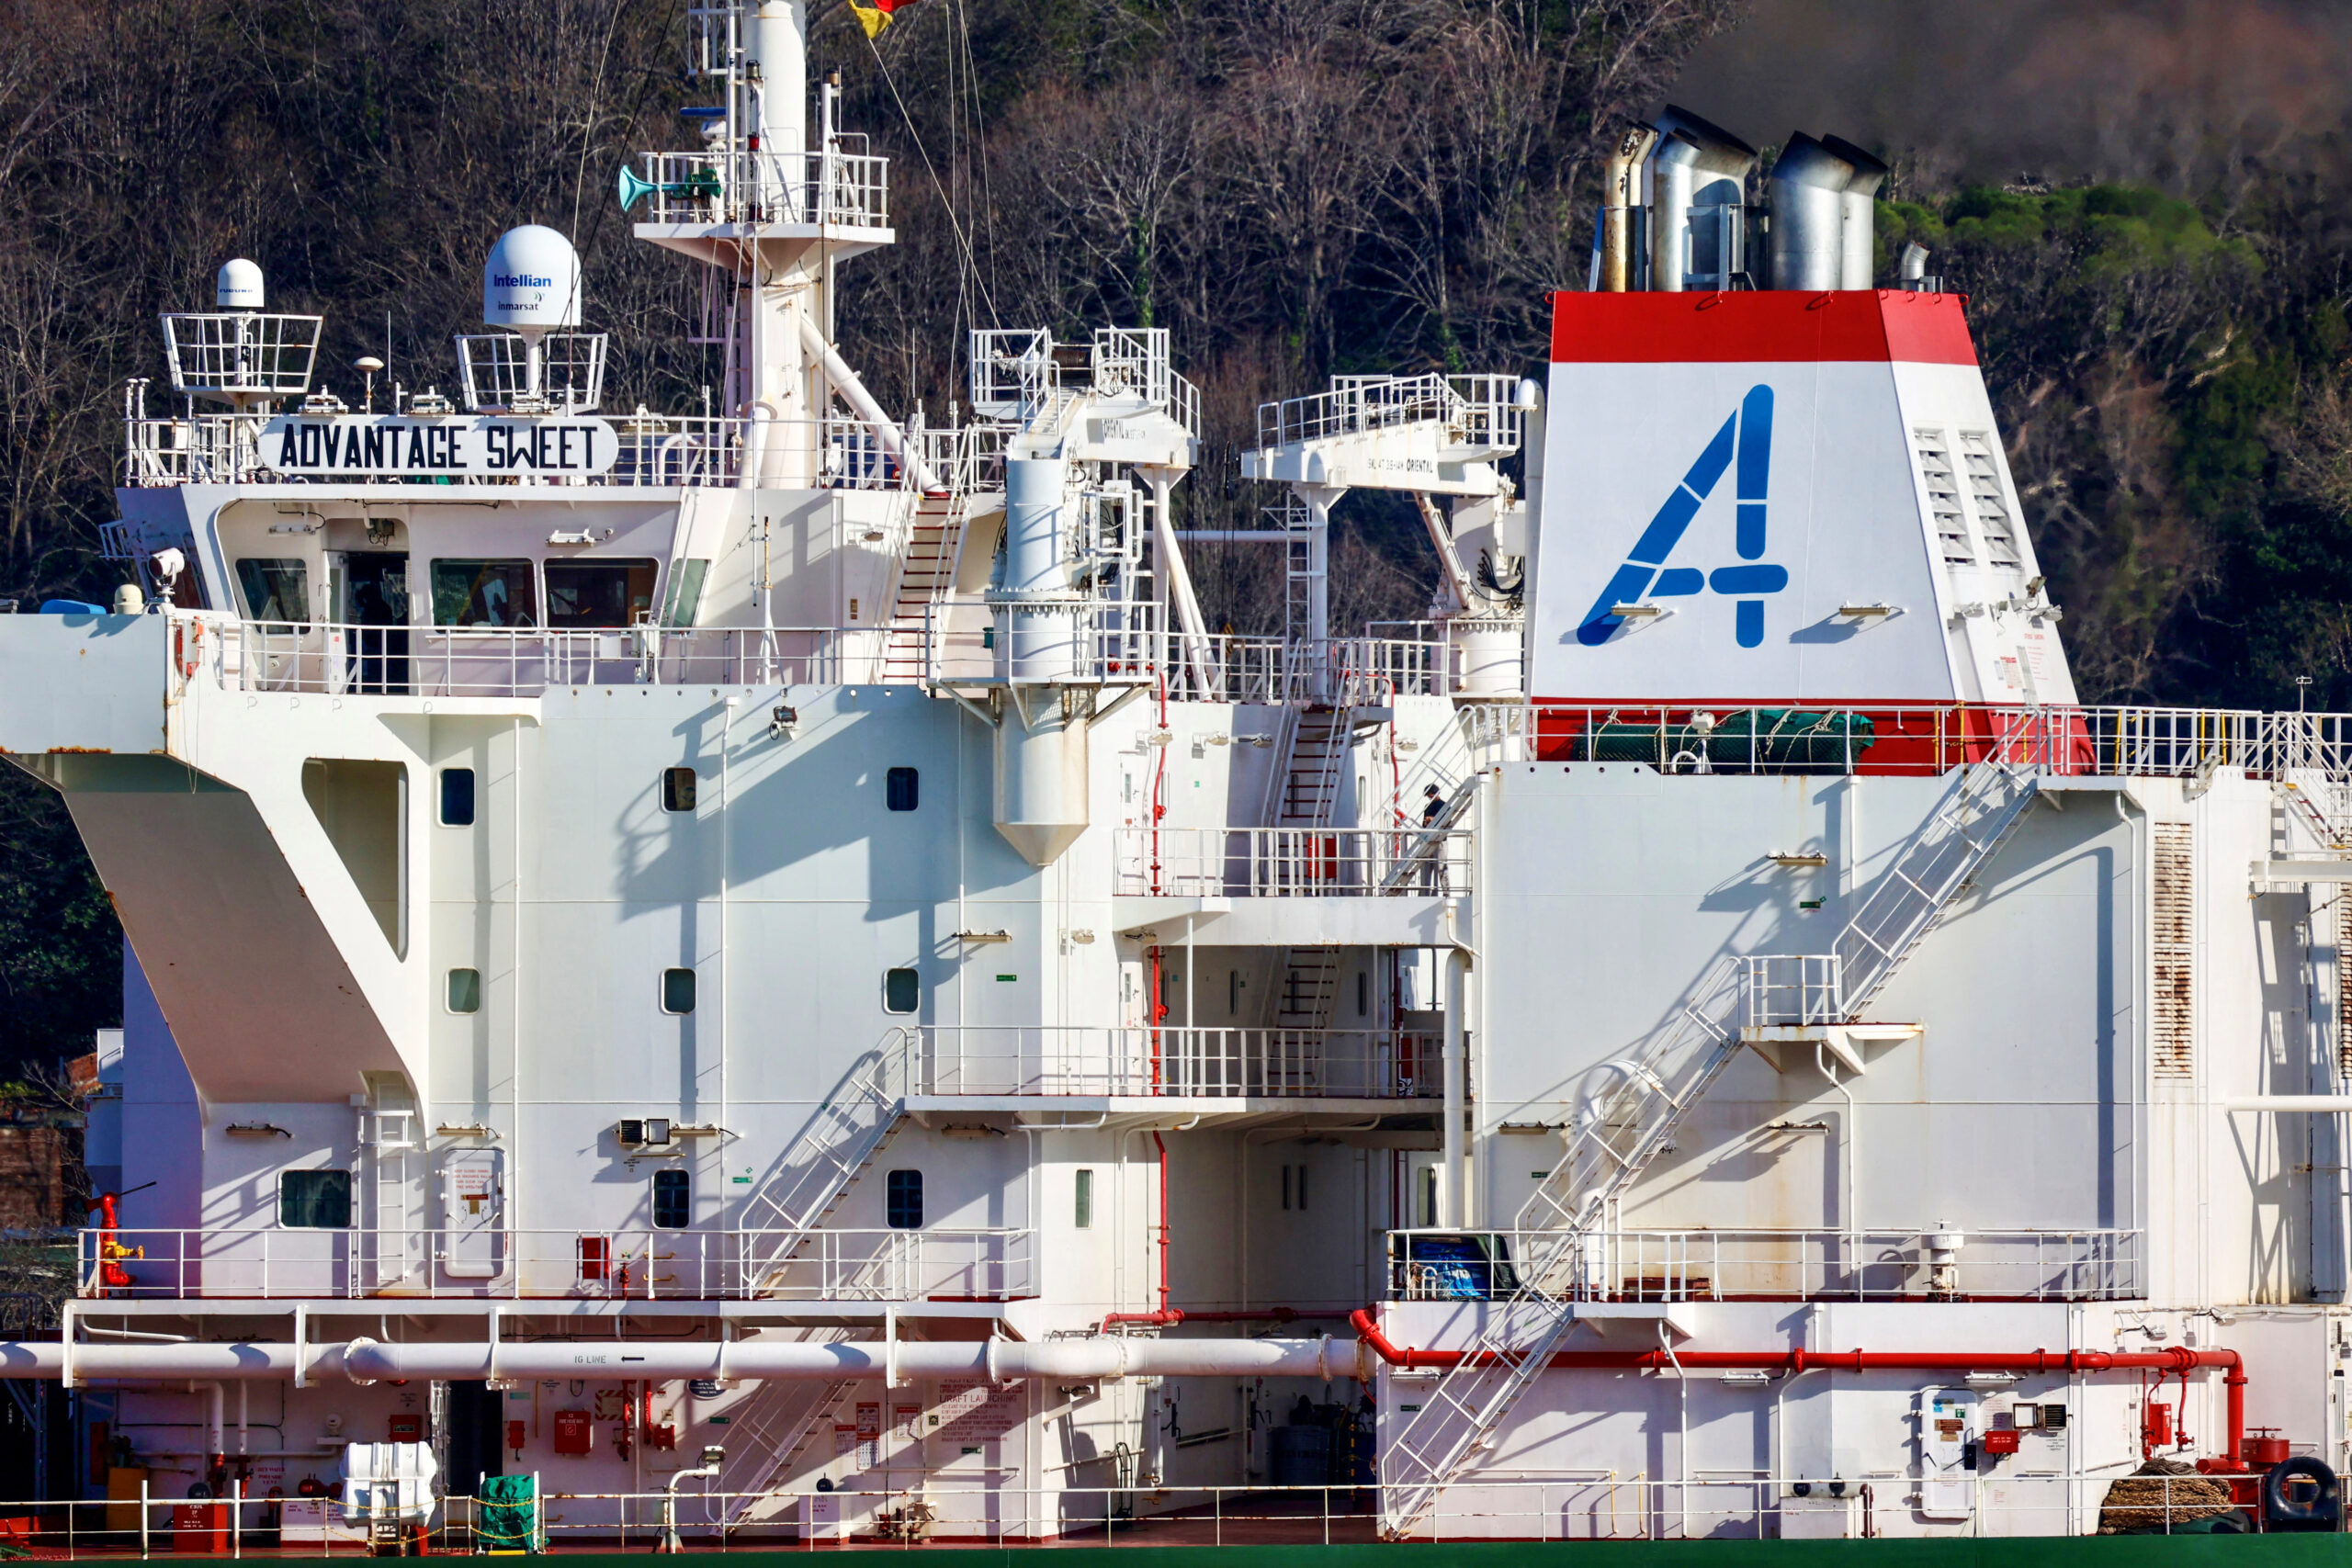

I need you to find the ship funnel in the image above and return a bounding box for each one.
[1600,122,1658,293]
[1821,135,1888,289]
[1766,134,1855,291]
[216,258,265,311]
[1647,106,1757,292]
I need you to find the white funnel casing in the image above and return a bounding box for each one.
[1766,134,1855,292]
[1822,135,1889,289]
[482,225,582,331]
[215,258,265,310]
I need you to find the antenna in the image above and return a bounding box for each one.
[481,226,583,401]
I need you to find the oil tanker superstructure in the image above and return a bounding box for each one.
[2,30,2348,1546]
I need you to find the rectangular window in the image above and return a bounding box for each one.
[429,559,538,627]
[235,558,310,623]
[1074,1168,1094,1230]
[651,1168,690,1230]
[1418,1167,1438,1228]
[883,967,919,1015]
[662,968,696,1015]
[447,968,481,1014]
[1358,972,1369,1018]
[662,767,697,813]
[1229,971,1242,1014]
[545,558,661,629]
[279,1169,352,1228]
[886,767,919,812]
[439,767,476,826]
[1282,1165,1292,1212]
[1296,1164,1307,1212]
[661,560,709,628]
[886,1169,922,1229]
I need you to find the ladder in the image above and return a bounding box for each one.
[1266,700,1351,1084]
[718,1376,856,1531]
[1380,780,1476,894]
[2278,775,2352,853]
[879,489,972,684]
[736,1032,913,1296]
[1375,762,2042,1540]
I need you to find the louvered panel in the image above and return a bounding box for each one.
[1914,427,1973,566]
[1959,431,2023,569]
[2153,822,2194,1078]
[2340,898,2352,1078]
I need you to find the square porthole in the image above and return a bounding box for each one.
[662,968,696,1015]
[886,767,918,811]
[662,767,697,813]
[439,768,476,826]
[447,969,481,1014]
[651,1168,689,1230]
[884,967,920,1014]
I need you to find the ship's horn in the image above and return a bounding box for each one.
[617,165,662,212]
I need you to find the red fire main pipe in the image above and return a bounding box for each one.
[1348,1308,2246,1464]
[1102,1132,1179,1330]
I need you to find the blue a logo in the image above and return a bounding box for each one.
[1577,385,1786,649]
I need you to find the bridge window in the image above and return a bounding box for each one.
[546,558,660,629]
[887,767,919,811]
[430,559,537,627]
[651,1168,690,1230]
[447,969,481,1014]
[279,1169,352,1229]
[886,1170,923,1229]
[439,767,475,826]
[884,967,919,1014]
[662,968,696,1015]
[661,767,697,813]
[234,558,309,623]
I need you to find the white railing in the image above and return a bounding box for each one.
[455,332,607,414]
[220,621,844,696]
[1257,372,1523,453]
[629,147,890,228]
[920,603,1162,687]
[1116,826,1471,897]
[910,1025,1442,1100]
[159,311,322,397]
[1387,1226,2144,1304]
[1741,954,1843,1028]
[0,1472,2278,1551]
[1494,702,2352,779]
[124,411,922,490]
[77,1225,1032,1302]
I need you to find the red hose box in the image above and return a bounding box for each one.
[170,1502,227,1553]
[553,1408,593,1455]
[1982,1428,2021,1456]
[388,1413,424,1443]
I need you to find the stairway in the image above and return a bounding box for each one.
[1374,762,2042,1540]
[718,1377,856,1532]
[879,491,970,683]
[2278,775,2352,853]
[736,1032,914,1297]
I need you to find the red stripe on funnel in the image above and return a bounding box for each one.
[1550,289,1977,366]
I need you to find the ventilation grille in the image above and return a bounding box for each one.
[1914,428,1973,566]
[2341,899,2352,1078]
[2154,822,2194,1079]
[1959,431,2023,570]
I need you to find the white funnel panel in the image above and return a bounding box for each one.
[1527,289,2075,705]
[482,225,582,330]
[216,258,265,310]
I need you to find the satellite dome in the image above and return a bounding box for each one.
[216,258,265,310]
[482,226,582,332]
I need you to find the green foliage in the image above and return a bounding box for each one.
[0,769,119,1075]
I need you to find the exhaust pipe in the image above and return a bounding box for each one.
[1822,136,1888,289]
[1600,122,1658,292]
[1766,133,1854,291]
[1648,107,1758,292]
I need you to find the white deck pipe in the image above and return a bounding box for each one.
[0,1334,1353,1383]
[797,315,937,492]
